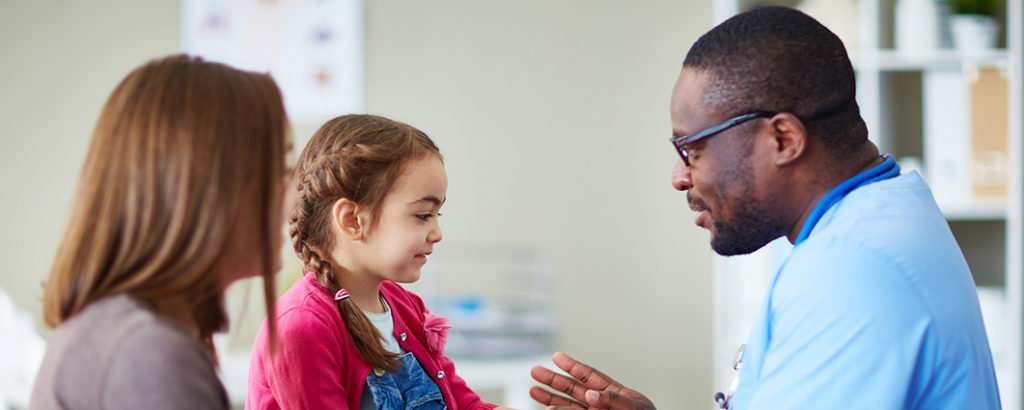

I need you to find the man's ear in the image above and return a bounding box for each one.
[332,198,365,240]
[766,113,807,166]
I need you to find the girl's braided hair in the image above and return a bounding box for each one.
[290,114,441,371]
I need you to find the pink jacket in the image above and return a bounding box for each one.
[247,273,496,410]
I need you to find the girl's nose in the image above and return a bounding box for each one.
[428,223,443,244]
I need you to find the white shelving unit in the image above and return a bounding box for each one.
[711,1,1023,408]
[852,49,1010,70]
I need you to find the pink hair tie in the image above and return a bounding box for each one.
[334,289,350,301]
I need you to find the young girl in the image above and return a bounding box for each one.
[30,54,290,409]
[247,114,508,410]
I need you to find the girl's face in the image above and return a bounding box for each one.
[359,155,447,283]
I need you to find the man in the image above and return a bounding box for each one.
[531,6,1001,409]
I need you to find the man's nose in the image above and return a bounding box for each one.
[671,159,692,191]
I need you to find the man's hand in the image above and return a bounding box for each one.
[529,352,656,410]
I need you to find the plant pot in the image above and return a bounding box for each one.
[950,14,1000,53]
[896,0,944,54]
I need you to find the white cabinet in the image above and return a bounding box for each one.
[710,1,1023,408]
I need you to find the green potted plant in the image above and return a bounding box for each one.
[949,0,1000,16]
[947,0,1002,52]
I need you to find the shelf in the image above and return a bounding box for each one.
[852,49,1010,71]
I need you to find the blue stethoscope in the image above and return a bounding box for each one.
[715,154,900,409]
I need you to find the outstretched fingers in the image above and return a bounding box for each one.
[531,365,591,404]
[531,352,656,410]
[528,385,585,408]
[551,352,624,394]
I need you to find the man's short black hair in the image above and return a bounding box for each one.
[683,6,867,157]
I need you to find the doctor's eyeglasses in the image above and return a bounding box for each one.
[669,112,774,167]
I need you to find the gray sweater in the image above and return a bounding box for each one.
[29,295,228,410]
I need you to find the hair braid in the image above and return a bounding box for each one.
[287,114,442,372]
[289,155,401,372]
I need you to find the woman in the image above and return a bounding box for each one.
[29,54,291,410]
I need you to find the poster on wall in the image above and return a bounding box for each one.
[182,0,363,124]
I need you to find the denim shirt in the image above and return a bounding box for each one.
[360,301,446,410]
[364,352,447,410]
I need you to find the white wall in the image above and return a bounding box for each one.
[359,2,716,406]
[0,1,716,407]
[0,0,181,326]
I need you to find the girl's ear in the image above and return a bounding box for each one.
[332,198,365,240]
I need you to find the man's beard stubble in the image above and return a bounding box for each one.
[689,159,786,256]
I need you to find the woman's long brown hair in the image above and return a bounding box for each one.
[290,114,441,372]
[42,54,288,357]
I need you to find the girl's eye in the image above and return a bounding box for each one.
[416,213,441,221]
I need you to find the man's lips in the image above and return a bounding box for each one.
[695,210,710,228]
[687,193,710,227]
[687,197,709,214]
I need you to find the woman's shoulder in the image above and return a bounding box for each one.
[73,295,213,367]
[97,310,227,409]
[35,295,226,409]
[103,307,225,396]
[51,295,195,353]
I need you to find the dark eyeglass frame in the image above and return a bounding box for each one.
[670,111,776,166]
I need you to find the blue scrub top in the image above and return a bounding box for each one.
[729,168,1001,409]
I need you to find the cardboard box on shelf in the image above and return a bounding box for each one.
[970,68,1009,200]
[923,67,1009,212]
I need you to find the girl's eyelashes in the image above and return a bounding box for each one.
[415,212,442,221]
